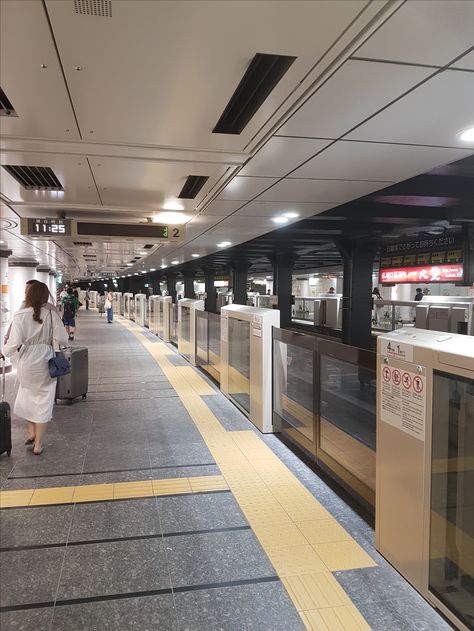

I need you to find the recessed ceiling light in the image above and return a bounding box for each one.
[133,272,139,276]
[163,200,185,211]
[273,216,289,224]
[191,253,200,258]
[161,264,168,269]
[217,241,231,248]
[459,127,474,142]
[283,212,299,219]
[171,260,179,265]
[153,212,188,224]
[126,263,133,266]
[149,268,156,272]
[140,251,147,255]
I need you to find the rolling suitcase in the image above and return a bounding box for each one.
[55,347,88,404]
[0,359,12,456]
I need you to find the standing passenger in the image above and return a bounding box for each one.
[105,290,114,323]
[85,287,91,310]
[414,288,424,301]
[1,282,68,454]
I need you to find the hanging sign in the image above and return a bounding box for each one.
[380,363,427,441]
[379,264,463,284]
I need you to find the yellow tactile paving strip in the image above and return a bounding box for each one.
[0,475,228,508]
[119,320,375,630]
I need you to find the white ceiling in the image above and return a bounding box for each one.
[1,0,473,278]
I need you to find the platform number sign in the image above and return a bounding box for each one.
[380,338,413,362]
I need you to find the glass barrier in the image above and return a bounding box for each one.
[429,371,474,628]
[273,329,376,507]
[228,317,250,413]
[195,311,221,382]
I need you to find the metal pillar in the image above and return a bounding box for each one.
[204,268,217,313]
[183,272,195,299]
[230,262,250,305]
[338,239,376,349]
[270,253,297,328]
[166,273,177,303]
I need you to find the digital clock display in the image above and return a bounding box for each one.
[26,218,72,236]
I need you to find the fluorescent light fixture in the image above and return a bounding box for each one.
[126,263,133,266]
[217,241,231,247]
[127,274,132,277]
[459,127,474,142]
[133,272,139,276]
[273,216,289,224]
[171,260,179,265]
[153,212,188,224]
[149,268,156,272]
[283,211,299,219]
[163,200,184,211]
[161,264,168,269]
[191,253,200,258]
[140,251,147,255]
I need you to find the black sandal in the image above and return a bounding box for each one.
[24,438,35,445]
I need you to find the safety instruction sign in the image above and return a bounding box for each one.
[380,339,413,362]
[380,364,426,440]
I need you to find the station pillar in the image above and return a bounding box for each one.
[166,273,177,303]
[204,268,217,313]
[183,272,195,299]
[48,271,57,301]
[36,265,50,286]
[230,261,251,305]
[338,239,376,349]
[7,258,39,314]
[464,224,474,285]
[270,253,297,329]
[1,250,12,361]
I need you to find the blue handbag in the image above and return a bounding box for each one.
[48,312,71,378]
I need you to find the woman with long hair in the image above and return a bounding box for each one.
[1,282,68,454]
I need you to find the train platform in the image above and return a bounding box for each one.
[0,310,451,631]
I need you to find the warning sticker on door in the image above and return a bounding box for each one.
[380,339,413,362]
[380,364,426,441]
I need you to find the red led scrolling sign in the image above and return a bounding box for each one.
[379,264,464,284]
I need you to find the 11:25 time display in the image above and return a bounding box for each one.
[26,218,72,236]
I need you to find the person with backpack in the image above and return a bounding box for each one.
[62,287,79,341]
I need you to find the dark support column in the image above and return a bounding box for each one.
[464,224,474,285]
[204,268,217,313]
[183,272,195,299]
[230,262,250,305]
[166,273,177,303]
[270,253,297,329]
[154,276,162,295]
[338,239,377,349]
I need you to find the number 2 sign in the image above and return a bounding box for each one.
[169,225,185,242]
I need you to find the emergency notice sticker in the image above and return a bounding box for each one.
[380,364,426,441]
[380,338,413,362]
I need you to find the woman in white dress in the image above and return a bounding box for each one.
[1,282,68,455]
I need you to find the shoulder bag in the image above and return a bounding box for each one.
[47,312,71,378]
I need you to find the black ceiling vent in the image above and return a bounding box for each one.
[74,0,112,17]
[73,241,93,246]
[2,165,63,190]
[0,87,18,117]
[143,244,154,249]
[178,175,209,199]
[213,53,296,135]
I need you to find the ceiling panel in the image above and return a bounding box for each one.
[0,153,100,205]
[0,1,80,140]
[292,141,473,181]
[46,0,366,151]
[257,178,394,203]
[239,137,331,177]
[201,200,244,216]
[236,201,333,217]
[354,1,474,67]
[90,159,226,211]
[347,70,474,148]
[218,176,278,201]
[277,60,431,139]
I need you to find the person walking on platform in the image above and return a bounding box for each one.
[62,287,79,341]
[1,282,68,455]
[98,291,105,318]
[85,287,91,310]
[105,289,114,323]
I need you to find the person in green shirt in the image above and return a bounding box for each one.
[61,287,79,341]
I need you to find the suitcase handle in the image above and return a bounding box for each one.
[1,357,6,403]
